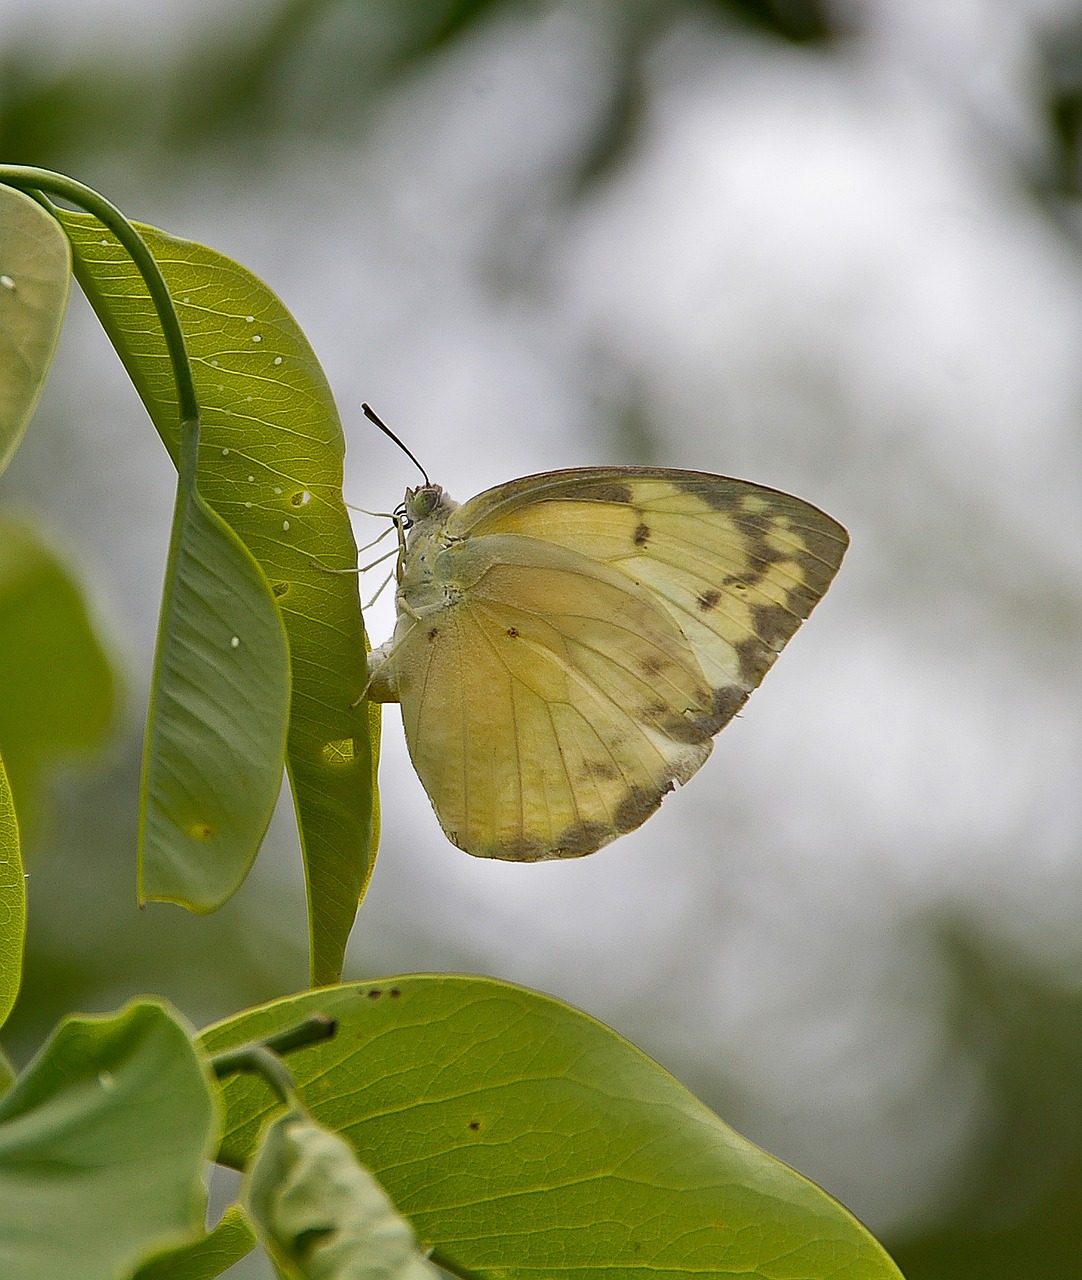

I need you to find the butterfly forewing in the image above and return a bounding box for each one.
[452,469,848,709]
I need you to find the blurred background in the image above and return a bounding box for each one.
[2,0,1082,1275]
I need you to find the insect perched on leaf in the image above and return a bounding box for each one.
[362,406,848,862]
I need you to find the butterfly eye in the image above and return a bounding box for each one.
[409,486,442,521]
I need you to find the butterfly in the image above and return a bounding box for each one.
[366,463,848,861]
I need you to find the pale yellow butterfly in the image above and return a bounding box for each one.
[366,448,848,861]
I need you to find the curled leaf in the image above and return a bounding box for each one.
[247,1110,439,1280]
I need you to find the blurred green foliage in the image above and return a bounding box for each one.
[0,516,117,843]
[890,930,1082,1280]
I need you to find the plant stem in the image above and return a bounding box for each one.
[0,165,199,425]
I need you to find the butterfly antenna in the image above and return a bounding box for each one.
[362,403,431,486]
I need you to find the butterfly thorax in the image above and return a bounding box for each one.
[397,481,458,580]
[394,483,465,617]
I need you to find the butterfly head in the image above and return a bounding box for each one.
[397,483,458,540]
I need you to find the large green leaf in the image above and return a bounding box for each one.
[0,1000,218,1280]
[200,976,904,1280]
[0,184,71,477]
[56,210,377,984]
[0,513,117,842]
[139,432,292,911]
[130,1204,257,1280]
[0,753,25,1030]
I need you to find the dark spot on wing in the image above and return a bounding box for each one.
[585,482,634,504]
[795,523,850,575]
[638,653,668,678]
[554,820,612,856]
[735,509,772,538]
[498,834,548,861]
[697,588,721,612]
[506,626,519,638]
[633,522,651,546]
[736,635,774,684]
[468,1120,481,1131]
[584,758,620,782]
[658,709,712,745]
[744,535,786,569]
[427,627,439,641]
[752,603,796,649]
[690,685,749,736]
[792,540,847,595]
[783,579,820,615]
[614,783,671,833]
[670,476,742,511]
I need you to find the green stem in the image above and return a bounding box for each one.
[211,1045,301,1110]
[209,1015,337,1108]
[0,165,199,425]
[260,1014,339,1058]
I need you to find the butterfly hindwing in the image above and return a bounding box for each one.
[383,533,717,859]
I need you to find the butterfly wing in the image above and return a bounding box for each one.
[380,531,733,860]
[448,467,849,705]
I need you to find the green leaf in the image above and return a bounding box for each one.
[0,752,25,1029]
[246,1109,440,1280]
[0,1000,218,1280]
[200,977,904,1280]
[56,210,377,983]
[130,1204,257,1280]
[139,435,292,911]
[0,513,117,842]
[0,184,71,477]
